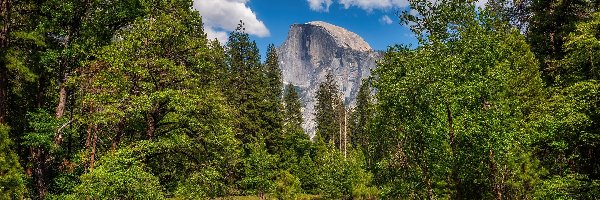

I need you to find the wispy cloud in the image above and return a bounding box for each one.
[307,0,333,12]
[338,0,409,11]
[379,15,394,24]
[194,0,270,43]
[307,0,489,12]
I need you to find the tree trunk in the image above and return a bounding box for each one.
[339,119,342,151]
[55,84,67,118]
[55,26,73,120]
[36,74,47,108]
[30,148,47,199]
[111,118,125,151]
[489,147,503,200]
[446,103,456,153]
[88,125,98,171]
[344,107,347,159]
[423,163,434,200]
[446,103,460,199]
[85,125,92,149]
[146,110,156,140]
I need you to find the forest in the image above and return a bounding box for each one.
[0,0,598,199]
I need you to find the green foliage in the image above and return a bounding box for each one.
[529,11,600,199]
[72,150,165,199]
[560,11,600,83]
[283,84,304,135]
[174,167,226,199]
[346,151,378,200]
[275,170,302,200]
[262,44,284,154]
[4,0,600,198]
[240,143,278,197]
[534,174,600,200]
[76,1,242,197]
[22,109,66,151]
[532,81,600,176]
[314,147,376,199]
[0,124,27,199]
[295,154,319,194]
[375,1,545,198]
[225,24,284,156]
[526,0,595,84]
[264,44,283,103]
[349,80,373,167]
[314,72,342,147]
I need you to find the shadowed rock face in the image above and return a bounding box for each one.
[277,21,381,137]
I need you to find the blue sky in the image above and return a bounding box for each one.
[194,0,425,57]
[246,0,418,53]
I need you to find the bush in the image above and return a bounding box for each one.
[72,150,164,199]
[275,170,302,200]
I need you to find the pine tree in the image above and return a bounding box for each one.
[208,39,228,89]
[527,0,594,84]
[315,72,341,146]
[264,44,283,104]
[239,143,278,198]
[283,84,303,134]
[262,44,284,154]
[349,79,372,165]
[225,22,266,147]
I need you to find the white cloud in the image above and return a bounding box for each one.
[194,0,270,43]
[204,27,229,43]
[338,0,409,11]
[379,15,394,24]
[308,0,488,12]
[307,0,333,12]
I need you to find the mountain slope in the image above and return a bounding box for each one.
[277,21,381,137]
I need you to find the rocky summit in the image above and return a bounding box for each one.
[277,21,381,137]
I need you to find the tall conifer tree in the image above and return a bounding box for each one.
[225,22,265,147]
[262,44,284,154]
[315,72,342,148]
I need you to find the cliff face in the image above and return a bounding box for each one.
[277,21,380,137]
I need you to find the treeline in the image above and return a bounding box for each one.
[0,0,598,199]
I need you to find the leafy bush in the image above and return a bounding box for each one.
[72,150,164,199]
[275,170,302,200]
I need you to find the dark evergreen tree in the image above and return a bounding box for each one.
[349,79,373,166]
[208,39,228,89]
[262,44,284,154]
[283,84,303,135]
[526,0,595,84]
[314,72,341,146]
[225,22,266,149]
[239,143,278,198]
